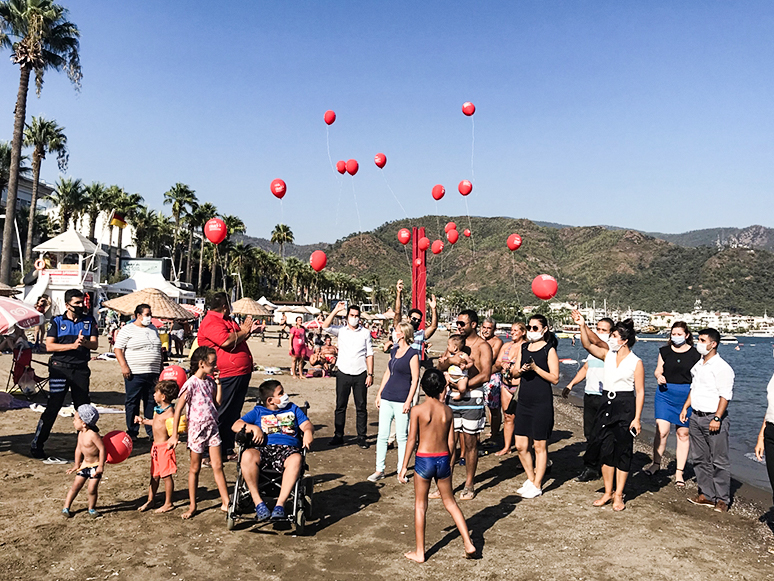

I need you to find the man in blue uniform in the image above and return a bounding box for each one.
[31,289,99,459]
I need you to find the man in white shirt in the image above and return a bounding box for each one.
[323,302,374,449]
[680,328,735,513]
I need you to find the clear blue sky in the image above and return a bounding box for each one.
[1,0,773,244]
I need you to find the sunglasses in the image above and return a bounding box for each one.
[455,321,466,327]
[410,318,421,324]
[527,325,542,332]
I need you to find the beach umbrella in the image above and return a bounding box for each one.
[231,297,272,317]
[0,283,18,297]
[102,288,195,320]
[0,297,44,334]
[181,303,203,317]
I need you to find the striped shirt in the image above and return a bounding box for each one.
[114,322,163,375]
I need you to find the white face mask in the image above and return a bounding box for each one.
[696,342,711,356]
[671,334,686,346]
[526,330,544,343]
[348,316,360,328]
[608,338,623,352]
[596,333,610,342]
[141,316,152,327]
[277,394,289,407]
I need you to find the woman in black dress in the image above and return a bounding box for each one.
[511,314,560,498]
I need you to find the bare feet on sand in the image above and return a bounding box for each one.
[593,493,612,507]
[464,540,477,559]
[428,489,441,499]
[612,494,626,511]
[494,448,511,456]
[137,501,154,512]
[220,503,229,512]
[155,503,175,513]
[404,550,425,563]
[182,507,196,519]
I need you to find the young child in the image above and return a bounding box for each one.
[167,346,230,519]
[135,379,180,513]
[232,380,313,521]
[63,404,106,518]
[399,368,476,562]
[442,334,473,400]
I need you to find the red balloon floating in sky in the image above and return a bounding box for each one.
[374,153,387,168]
[459,180,473,196]
[532,274,558,301]
[346,159,359,175]
[431,240,444,254]
[336,160,346,174]
[463,228,471,237]
[431,185,445,201]
[507,233,522,251]
[270,179,286,199]
[418,237,430,251]
[324,110,336,125]
[310,250,327,272]
[446,229,459,244]
[445,221,456,233]
[204,217,227,244]
[397,228,411,245]
[462,102,476,116]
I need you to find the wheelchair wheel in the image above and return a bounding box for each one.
[295,507,306,534]
[303,478,314,520]
[227,516,235,531]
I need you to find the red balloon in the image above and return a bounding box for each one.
[336,160,347,174]
[532,274,558,301]
[462,102,476,116]
[310,250,327,272]
[346,159,359,175]
[445,221,456,233]
[159,365,187,389]
[446,229,459,244]
[415,258,422,266]
[204,217,227,245]
[431,240,444,254]
[324,110,336,125]
[397,228,411,245]
[463,228,471,237]
[271,178,287,199]
[418,237,430,251]
[459,180,473,196]
[432,184,445,201]
[374,153,387,168]
[507,233,522,251]
[103,430,133,464]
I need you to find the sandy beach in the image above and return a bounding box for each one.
[2,331,774,581]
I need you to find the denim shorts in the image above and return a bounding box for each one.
[414,452,452,481]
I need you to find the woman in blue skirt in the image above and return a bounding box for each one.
[644,322,700,488]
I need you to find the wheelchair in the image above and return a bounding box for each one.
[226,426,313,534]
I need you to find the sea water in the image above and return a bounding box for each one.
[554,337,773,491]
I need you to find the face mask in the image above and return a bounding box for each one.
[70,305,84,317]
[142,316,152,327]
[348,316,360,328]
[671,335,686,346]
[410,320,420,331]
[696,342,710,356]
[596,333,610,342]
[608,339,623,352]
[277,394,289,407]
[526,330,544,342]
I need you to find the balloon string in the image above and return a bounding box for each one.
[464,196,475,258]
[380,169,409,219]
[351,177,363,241]
[334,175,344,227]
[470,117,475,184]
[326,126,336,175]
[434,201,441,238]
[403,243,411,268]
[280,199,284,225]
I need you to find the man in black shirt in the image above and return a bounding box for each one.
[31,289,99,459]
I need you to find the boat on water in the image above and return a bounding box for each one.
[720,335,739,344]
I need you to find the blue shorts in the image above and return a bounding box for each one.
[414,452,452,481]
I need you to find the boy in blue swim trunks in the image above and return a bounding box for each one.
[399,369,476,562]
[232,380,313,521]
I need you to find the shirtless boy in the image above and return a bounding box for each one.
[399,368,476,562]
[63,404,106,518]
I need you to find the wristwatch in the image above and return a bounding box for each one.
[368,373,374,377]
[713,416,721,422]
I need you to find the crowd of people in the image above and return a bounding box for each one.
[24,283,774,562]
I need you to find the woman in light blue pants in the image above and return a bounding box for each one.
[369,321,420,483]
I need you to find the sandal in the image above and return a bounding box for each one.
[459,487,476,500]
[674,479,686,490]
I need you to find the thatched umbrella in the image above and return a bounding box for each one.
[231,297,272,318]
[0,282,19,297]
[103,288,195,320]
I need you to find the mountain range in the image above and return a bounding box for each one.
[237,220,774,315]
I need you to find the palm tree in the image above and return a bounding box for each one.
[48,176,83,232]
[0,0,82,284]
[115,191,143,274]
[82,181,105,242]
[162,183,196,275]
[0,140,30,194]
[131,205,158,257]
[101,184,122,267]
[22,115,66,261]
[192,202,217,291]
[271,223,294,259]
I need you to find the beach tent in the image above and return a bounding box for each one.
[33,229,108,258]
[106,271,194,301]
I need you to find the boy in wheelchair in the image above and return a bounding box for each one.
[232,380,313,521]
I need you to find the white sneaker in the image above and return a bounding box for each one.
[519,481,542,498]
[516,480,532,494]
[367,471,385,482]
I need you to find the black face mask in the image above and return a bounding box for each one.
[70,305,84,317]
[410,319,421,331]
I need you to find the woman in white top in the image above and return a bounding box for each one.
[573,311,644,511]
[754,361,774,506]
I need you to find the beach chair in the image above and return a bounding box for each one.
[5,346,48,398]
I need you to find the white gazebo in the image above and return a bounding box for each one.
[106,271,195,302]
